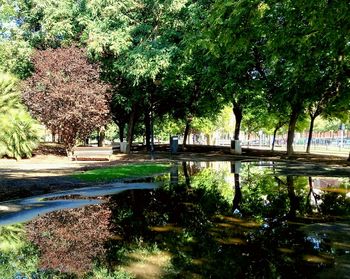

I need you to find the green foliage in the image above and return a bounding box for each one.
[0,73,40,159]
[154,114,185,141]
[0,40,33,79]
[104,121,119,141]
[86,266,135,279]
[191,168,233,209]
[72,163,171,182]
[313,117,341,132]
[0,110,41,159]
[0,72,20,113]
[84,0,187,83]
[0,224,40,278]
[3,0,348,149]
[214,106,235,136]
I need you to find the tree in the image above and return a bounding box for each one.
[83,0,189,152]
[200,0,268,141]
[263,0,350,156]
[22,46,111,152]
[0,72,40,159]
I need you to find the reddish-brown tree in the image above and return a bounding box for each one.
[22,46,111,152]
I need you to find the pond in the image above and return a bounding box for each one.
[0,160,349,279]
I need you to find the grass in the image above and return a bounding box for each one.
[72,163,171,182]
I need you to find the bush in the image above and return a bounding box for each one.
[0,73,40,159]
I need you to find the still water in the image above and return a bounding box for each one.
[0,161,349,279]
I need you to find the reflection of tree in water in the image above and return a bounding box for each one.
[319,181,350,216]
[25,203,111,276]
[105,169,345,278]
[232,173,242,213]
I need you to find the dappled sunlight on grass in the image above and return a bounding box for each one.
[277,247,294,254]
[333,242,350,249]
[110,234,124,241]
[121,250,172,279]
[215,237,246,245]
[302,254,334,264]
[149,224,182,233]
[213,214,261,228]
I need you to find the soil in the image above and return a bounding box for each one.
[0,143,349,202]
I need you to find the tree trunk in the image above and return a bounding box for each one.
[144,110,151,151]
[126,106,136,154]
[118,122,125,143]
[271,127,279,151]
[233,104,243,140]
[206,134,211,145]
[183,119,191,150]
[348,152,350,162]
[306,115,317,153]
[98,126,105,147]
[287,107,300,156]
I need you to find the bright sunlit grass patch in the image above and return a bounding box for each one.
[72,163,171,182]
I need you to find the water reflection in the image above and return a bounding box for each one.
[0,161,349,278]
[26,204,111,275]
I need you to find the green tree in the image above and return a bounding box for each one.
[200,0,268,141]
[264,0,350,155]
[83,0,224,152]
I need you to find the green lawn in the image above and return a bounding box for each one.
[72,163,171,182]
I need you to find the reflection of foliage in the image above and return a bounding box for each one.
[319,192,350,216]
[86,266,135,279]
[26,204,112,276]
[318,180,350,216]
[104,168,342,278]
[0,224,39,278]
[238,164,311,220]
[191,168,233,211]
[240,170,289,219]
[2,163,347,278]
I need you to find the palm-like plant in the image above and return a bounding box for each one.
[0,73,20,114]
[0,73,40,159]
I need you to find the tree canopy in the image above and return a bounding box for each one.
[22,46,111,151]
[0,0,348,155]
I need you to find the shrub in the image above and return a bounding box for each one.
[0,73,40,159]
